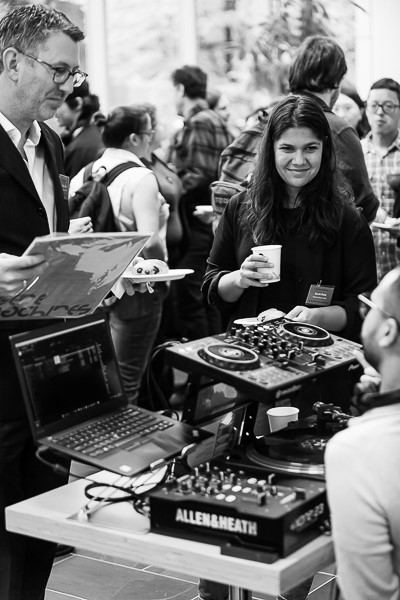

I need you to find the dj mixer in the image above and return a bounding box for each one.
[166,318,362,409]
[149,460,328,559]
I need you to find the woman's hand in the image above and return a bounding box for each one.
[286,305,347,331]
[218,254,275,302]
[237,253,276,288]
[286,305,319,323]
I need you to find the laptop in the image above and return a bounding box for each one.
[10,314,209,477]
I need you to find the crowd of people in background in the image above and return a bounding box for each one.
[0,3,400,600]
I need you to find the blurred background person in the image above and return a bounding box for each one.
[168,65,232,340]
[207,89,234,134]
[139,102,184,344]
[140,102,183,267]
[333,79,370,139]
[70,105,168,406]
[362,77,400,282]
[56,80,104,178]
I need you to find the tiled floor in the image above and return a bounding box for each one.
[46,550,338,600]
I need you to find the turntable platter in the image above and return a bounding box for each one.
[277,322,333,347]
[198,343,260,371]
[246,445,325,479]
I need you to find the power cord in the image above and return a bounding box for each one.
[145,339,186,412]
[35,446,71,477]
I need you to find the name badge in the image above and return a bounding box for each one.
[305,283,334,307]
[59,174,70,200]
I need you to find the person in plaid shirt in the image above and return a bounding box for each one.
[362,78,400,282]
[169,65,232,340]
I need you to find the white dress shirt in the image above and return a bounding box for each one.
[0,112,56,232]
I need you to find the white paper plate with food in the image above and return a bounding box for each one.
[123,260,193,282]
[194,205,215,214]
[372,219,400,230]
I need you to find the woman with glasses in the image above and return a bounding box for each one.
[70,105,169,406]
[202,95,377,342]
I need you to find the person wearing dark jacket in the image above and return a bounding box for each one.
[289,35,378,224]
[0,6,85,599]
[56,80,103,178]
[203,96,377,344]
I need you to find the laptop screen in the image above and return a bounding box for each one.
[12,316,125,434]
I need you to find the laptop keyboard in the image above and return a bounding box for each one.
[53,407,174,457]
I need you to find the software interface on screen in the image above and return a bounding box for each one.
[15,319,123,428]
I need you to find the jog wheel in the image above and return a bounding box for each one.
[198,343,260,371]
[277,322,333,347]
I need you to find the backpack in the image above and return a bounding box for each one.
[210,119,267,221]
[69,161,138,232]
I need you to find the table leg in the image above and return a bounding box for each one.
[228,586,252,600]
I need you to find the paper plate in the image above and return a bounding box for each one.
[122,268,194,283]
[371,221,400,230]
[194,205,215,213]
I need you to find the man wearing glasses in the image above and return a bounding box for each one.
[0,5,85,599]
[325,266,400,600]
[362,78,400,282]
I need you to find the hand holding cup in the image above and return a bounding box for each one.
[251,245,282,283]
[239,253,275,288]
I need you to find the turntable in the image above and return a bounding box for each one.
[276,322,333,347]
[224,402,351,480]
[198,344,259,371]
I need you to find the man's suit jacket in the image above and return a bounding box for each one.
[0,121,69,419]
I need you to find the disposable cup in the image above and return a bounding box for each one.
[267,406,299,433]
[251,245,282,283]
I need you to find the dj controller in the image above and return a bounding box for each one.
[152,320,360,559]
[149,460,328,560]
[166,318,362,409]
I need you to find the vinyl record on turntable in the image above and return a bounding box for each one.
[245,427,327,478]
[277,321,333,347]
[198,343,260,371]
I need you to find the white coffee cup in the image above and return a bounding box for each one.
[267,406,299,433]
[251,245,282,283]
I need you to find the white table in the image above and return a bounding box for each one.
[6,477,334,598]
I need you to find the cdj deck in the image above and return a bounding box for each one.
[166,319,362,408]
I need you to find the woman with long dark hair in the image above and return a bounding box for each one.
[202,95,377,341]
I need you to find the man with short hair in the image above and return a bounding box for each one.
[216,36,379,226]
[288,35,378,224]
[0,5,85,598]
[326,266,400,600]
[169,65,232,340]
[361,78,400,282]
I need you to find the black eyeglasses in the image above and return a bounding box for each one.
[358,293,400,327]
[19,50,88,88]
[366,101,400,115]
[140,130,155,138]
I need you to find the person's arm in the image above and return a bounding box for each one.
[336,126,379,223]
[131,172,165,260]
[326,433,400,600]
